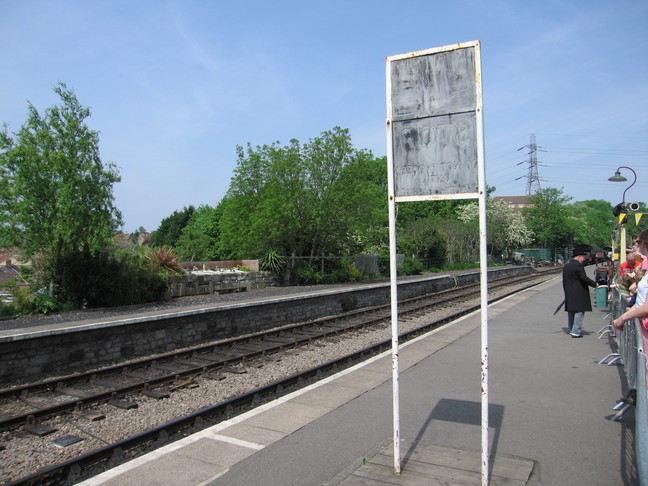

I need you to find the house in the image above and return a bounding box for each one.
[0,249,25,287]
[493,196,535,212]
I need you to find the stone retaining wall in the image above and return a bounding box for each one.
[168,271,276,297]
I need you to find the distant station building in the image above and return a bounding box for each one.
[493,195,534,212]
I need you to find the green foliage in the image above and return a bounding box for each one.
[443,261,478,271]
[36,247,169,309]
[11,286,32,311]
[326,267,351,284]
[144,247,183,275]
[129,226,147,245]
[174,204,224,261]
[0,285,61,318]
[0,83,122,262]
[524,187,572,248]
[397,257,424,276]
[0,83,124,305]
[28,291,59,315]
[397,214,447,266]
[566,200,614,249]
[377,250,391,276]
[0,277,18,289]
[396,200,467,227]
[259,249,287,276]
[151,206,195,248]
[345,263,363,282]
[291,260,323,285]
[219,127,387,259]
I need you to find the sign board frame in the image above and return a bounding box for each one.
[387,41,483,201]
[385,40,489,485]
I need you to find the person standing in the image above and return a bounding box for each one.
[620,251,640,275]
[562,250,598,337]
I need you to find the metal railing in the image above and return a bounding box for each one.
[604,286,648,485]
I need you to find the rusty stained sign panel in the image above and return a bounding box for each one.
[387,42,482,200]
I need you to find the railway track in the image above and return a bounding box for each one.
[1,269,559,485]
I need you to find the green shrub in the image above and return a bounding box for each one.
[29,291,59,315]
[292,263,320,285]
[0,302,14,318]
[377,250,390,276]
[145,247,183,274]
[346,263,363,282]
[0,285,61,318]
[260,250,287,275]
[47,247,168,308]
[324,267,349,284]
[398,257,424,276]
[12,286,32,309]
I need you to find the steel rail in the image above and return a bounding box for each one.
[0,272,555,433]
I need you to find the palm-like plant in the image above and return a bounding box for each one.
[145,247,184,274]
[260,249,287,276]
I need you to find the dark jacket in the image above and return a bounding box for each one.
[562,258,597,312]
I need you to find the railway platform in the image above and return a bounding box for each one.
[75,273,638,485]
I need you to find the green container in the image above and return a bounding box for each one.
[516,248,552,261]
[595,285,609,308]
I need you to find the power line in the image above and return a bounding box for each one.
[543,147,648,156]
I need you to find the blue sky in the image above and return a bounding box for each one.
[2,0,647,232]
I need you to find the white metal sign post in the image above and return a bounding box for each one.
[386,41,489,484]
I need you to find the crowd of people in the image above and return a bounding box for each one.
[613,229,648,332]
[561,228,648,337]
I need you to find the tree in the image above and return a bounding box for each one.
[457,199,533,259]
[523,187,572,248]
[566,200,614,249]
[175,204,224,261]
[398,214,447,266]
[150,206,195,248]
[219,127,387,259]
[0,83,122,292]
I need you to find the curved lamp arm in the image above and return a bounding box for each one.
[608,166,637,204]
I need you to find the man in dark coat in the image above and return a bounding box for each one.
[562,250,598,337]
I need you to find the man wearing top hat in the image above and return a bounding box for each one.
[562,250,598,337]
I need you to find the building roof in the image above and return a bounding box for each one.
[493,196,535,211]
[493,196,532,205]
[0,248,28,266]
[0,265,20,286]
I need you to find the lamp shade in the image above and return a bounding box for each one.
[608,170,627,182]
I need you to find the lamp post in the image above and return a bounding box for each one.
[608,166,637,265]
